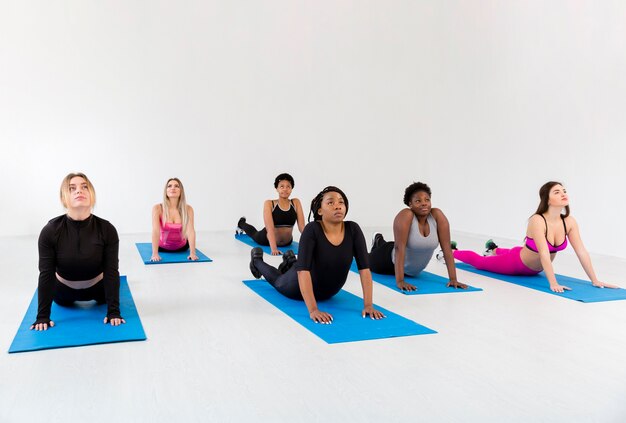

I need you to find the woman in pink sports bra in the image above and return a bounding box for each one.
[151,178,198,261]
[453,181,618,293]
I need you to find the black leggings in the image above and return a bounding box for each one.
[53,279,106,307]
[254,259,303,300]
[368,241,396,275]
[158,240,189,253]
[239,221,292,247]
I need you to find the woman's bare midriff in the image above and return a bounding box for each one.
[520,246,556,272]
[274,227,294,246]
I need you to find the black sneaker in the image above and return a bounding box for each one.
[278,250,297,274]
[236,217,246,235]
[249,247,263,279]
[371,232,384,252]
[484,239,498,256]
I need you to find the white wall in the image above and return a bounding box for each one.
[1,1,625,258]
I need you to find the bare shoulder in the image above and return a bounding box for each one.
[396,208,413,220]
[526,214,545,232]
[152,204,162,213]
[394,208,414,226]
[186,204,194,214]
[564,215,578,231]
[430,207,446,219]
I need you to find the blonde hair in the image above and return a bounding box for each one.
[161,178,189,235]
[60,172,96,209]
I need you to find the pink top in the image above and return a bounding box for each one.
[524,235,568,253]
[159,221,187,250]
[524,214,568,253]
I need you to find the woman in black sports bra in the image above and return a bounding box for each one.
[237,173,306,255]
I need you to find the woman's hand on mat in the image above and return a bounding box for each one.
[310,309,333,324]
[592,281,619,289]
[270,248,282,256]
[447,280,468,289]
[150,254,162,262]
[188,253,199,261]
[30,320,55,331]
[362,306,385,320]
[550,283,572,293]
[104,317,126,326]
[396,280,417,291]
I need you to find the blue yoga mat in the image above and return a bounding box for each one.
[9,276,146,353]
[135,242,212,264]
[235,233,299,255]
[350,262,482,295]
[455,263,626,303]
[243,280,436,344]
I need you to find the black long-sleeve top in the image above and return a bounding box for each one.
[36,214,121,324]
[295,221,369,300]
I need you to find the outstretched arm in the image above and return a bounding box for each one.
[297,270,332,323]
[392,209,417,291]
[528,215,570,292]
[432,208,467,289]
[567,216,618,288]
[293,198,306,234]
[186,206,198,260]
[263,200,281,255]
[151,205,162,261]
[32,225,56,331]
[358,268,385,319]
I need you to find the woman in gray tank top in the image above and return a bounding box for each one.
[369,182,467,291]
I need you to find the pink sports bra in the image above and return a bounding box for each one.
[159,221,187,250]
[524,214,568,253]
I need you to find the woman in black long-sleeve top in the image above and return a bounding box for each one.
[249,186,385,324]
[31,172,125,331]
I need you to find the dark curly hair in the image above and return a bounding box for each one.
[308,186,349,222]
[274,173,295,189]
[403,182,431,206]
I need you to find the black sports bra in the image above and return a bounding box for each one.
[272,200,297,228]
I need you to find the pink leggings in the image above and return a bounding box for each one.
[453,246,540,276]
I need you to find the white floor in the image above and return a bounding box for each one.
[1,230,625,423]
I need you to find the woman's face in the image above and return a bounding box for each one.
[276,180,293,199]
[166,180,181,199]
[317,191,346,223]
[548,184,569,208]
[68,176,92,209]
[409,191,431,217]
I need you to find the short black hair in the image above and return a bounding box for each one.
[308,186,349,222]
[274,173,295,189]
[403,182,431,206]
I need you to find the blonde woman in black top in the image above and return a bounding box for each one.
[31,173,124,331]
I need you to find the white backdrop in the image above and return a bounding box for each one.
[1,1,625,258]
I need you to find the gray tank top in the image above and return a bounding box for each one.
[392,214,439,276]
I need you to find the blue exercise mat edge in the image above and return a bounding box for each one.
[235,233,299,255]
[349,262,483,296]
[8,276,147,354]
[455,262,626,303]
[243,279,437,344]
[135,242,212,264]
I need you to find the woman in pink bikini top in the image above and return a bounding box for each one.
[150,178,198,261]
[453,181,618,293]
